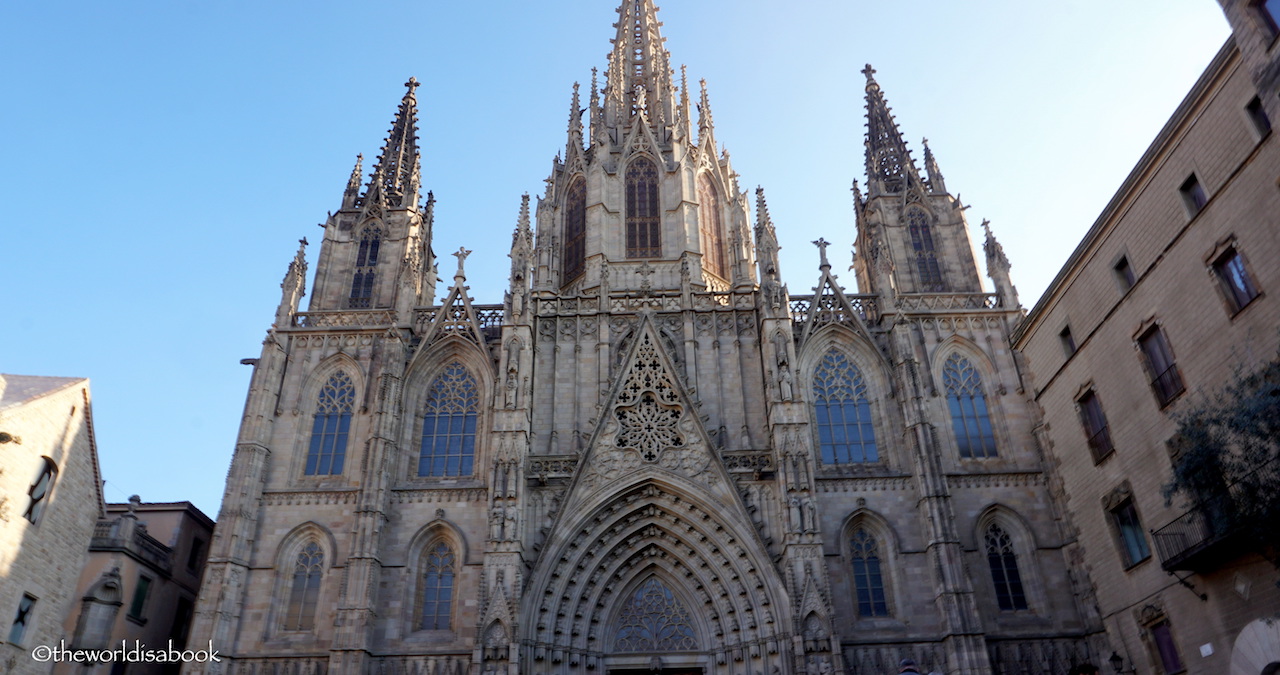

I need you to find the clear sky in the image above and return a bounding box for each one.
[0,1,1230,517]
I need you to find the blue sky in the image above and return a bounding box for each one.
[0,1,1230,516]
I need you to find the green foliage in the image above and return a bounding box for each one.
[1166,358,1280,563]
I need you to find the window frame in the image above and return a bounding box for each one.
[23,457,58,524]
[1254,0,1280,39]
[127,574,153,623]
[1245,95,1272,139]
[304,370,357,477]
[417,361,481,478]
[1059,324,1077,358]
[281,540,325,633]
[561,176,588,284]
[417,540,457,632]
[906,208,945,292]
[625,156,661,259]
[348,225,382,309]
[1178,174,1208,219]
[696,173,728,279]
[811,348,880,466]
[983,522,1030,612]
[1210,246,1261,316]
[942,352,998,459]
[7,594,36,646]
[1075,388,1114,463]
[1108,499,1152,569]
[1113,254,1137,293]
[848,526,891,618]
[1137,325,1184,408]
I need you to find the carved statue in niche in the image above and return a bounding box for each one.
[504,368,518,408]
[490,506,505,541]
[504,504,518,540]
[763,268,783,309]
[803,497,817,533]
[778,363,794,401]
[788,497,802,532]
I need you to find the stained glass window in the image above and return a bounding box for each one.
[943,353,997,458]
[906,209,944,291]
[284,542,323,631]
[812,349,878,464]
[614,577,698,652]
[562,177,587,282]
[419,363,479,477]
[984,523,1028,611]
[348,226,381,308]
[626,157,661,258]
[419,542,455,630]
[850,528,889,617]
[306,371,355,475]
[697,174,726,278]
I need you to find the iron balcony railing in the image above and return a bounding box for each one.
[1152,453,1280,570]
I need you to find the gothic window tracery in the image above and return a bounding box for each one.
[419,541,455,630]
[562,177,587,283]
[984,523,1028,611]
[305,371,355,476]
[850,527,890,617]
[283,541,323,631]
[418,362,479,477]
[349,225,381,308]
[697,173,727,278]
[812,349,878,464]
[613,577,698,652]
[906,209,943,291]
[943,353,997,458]
[626,157,661,258]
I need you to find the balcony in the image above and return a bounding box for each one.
[90,521,173,574]
[1152,455,1279,571]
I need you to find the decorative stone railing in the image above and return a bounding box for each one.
[985,636,1097,675]
[90,523,173,574]
[371,655,470,675]
[412,304,504,339]
[527,455,579,480]
[228,657,328,674]
[788,294,879,324]
[721,450,774,476]
[892,292,1001,311]
[292,309,397,328]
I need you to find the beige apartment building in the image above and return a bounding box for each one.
[59,498,214,675]
[1013,2,1280,675]
[0,375,106,675]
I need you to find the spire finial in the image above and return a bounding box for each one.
[343,153,364,208]
[862,64,877,86]
[365,78,423,208]
[922,137,947,193]
[697,78,714,133]
[863,66,922,195]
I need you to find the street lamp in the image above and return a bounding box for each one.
[1108,652,1125,674]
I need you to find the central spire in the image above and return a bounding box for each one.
[365,78,423,209]
[604,0,676,130]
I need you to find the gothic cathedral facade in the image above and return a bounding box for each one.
[187,2,1100,674]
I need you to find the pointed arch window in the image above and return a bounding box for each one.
[614,577,698,652]
[562,177,587,282]
[24,457,57,524]
[812,349,878,464]
[943,353,997,458]
[626,157,661,258]
[984,523,1028,611]
[850,527,890,617]
[348,226,381,308]
[418,362,479,477]
[906,209,944,291]
[283,542,324,631]
[697,173,727,278]
[305,371,355,476]
[419,541,455,630]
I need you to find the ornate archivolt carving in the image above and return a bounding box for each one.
[522,483,788,665]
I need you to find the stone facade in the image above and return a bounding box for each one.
[186,2,1100,674]
[57,498,214,674]
[0,375,105,675]
[1012,4,1280,675]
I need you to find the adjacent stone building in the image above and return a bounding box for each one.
[185,3,1105,674]
[1012,2,1280,674]
[0,375,106,675]
[58,497,214,674]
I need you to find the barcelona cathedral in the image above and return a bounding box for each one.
[186,1,1105,673]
